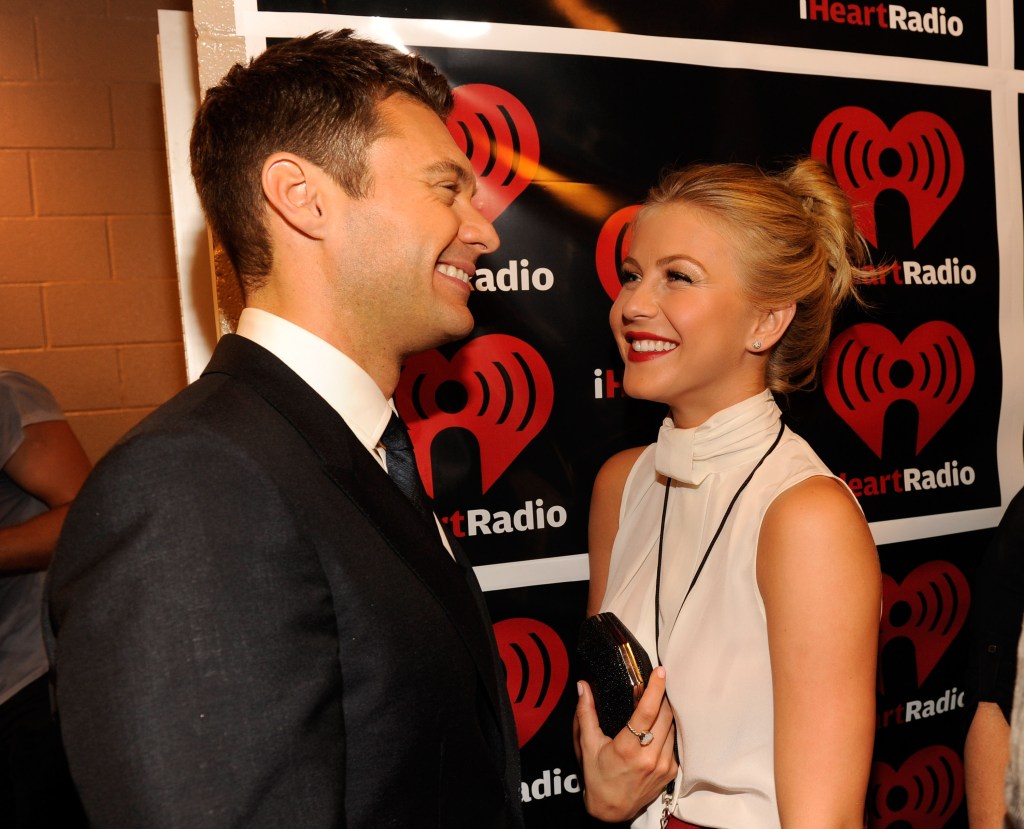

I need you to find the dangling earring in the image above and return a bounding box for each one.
[752,340,762,350]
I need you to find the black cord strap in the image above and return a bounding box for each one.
[654,419,786,665]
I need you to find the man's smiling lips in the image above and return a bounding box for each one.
[625,333,679,361]
[437,262,473,289]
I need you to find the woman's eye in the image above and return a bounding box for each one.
[619,269,641,285]
[667,270,694,284]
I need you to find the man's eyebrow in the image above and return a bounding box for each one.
[425,159,476,191]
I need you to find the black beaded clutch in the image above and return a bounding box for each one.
[576,612,654,738]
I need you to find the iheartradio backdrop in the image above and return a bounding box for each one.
[172,3,1024,826]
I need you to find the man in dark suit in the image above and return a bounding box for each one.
[45,30,523,828]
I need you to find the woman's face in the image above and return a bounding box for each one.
[609,202,766,428]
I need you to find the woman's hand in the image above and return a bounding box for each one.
[574,666,679,822]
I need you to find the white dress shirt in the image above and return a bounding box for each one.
[235,307,453,556]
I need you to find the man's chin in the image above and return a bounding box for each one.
[416,310,475,352]
[444,307,475,342]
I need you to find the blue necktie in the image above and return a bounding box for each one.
[382,413,435,524]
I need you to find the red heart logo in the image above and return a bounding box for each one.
[396,334,554,496]
[447,84,540,222]
[868,745,963,827]
[595,204,640,301]
[879,560,969,693]
[493,617,569,748]
[812,107,963,248]
[823,321,974,457]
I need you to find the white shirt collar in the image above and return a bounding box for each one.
[654,390,780,486]
[234,307,392,455]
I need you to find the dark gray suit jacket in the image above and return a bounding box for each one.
[46,334,524,828]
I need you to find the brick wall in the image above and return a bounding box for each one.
[0,0,193,462]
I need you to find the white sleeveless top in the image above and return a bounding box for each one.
[600,390,845,828]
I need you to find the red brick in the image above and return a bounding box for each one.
[46,279,184,346]
[0,0,199,467]
[32,149,170,215]
[0,1,104,15]
[0,83,112,148]
[119,343,186,407]
[0,285,45,347]
[0,218,110,282]
[111,83,164,149]
[37,15,159,83]
[0,15,37,80]
[0,152,32,216]
[109,215,175,280]
[0,347,120,410]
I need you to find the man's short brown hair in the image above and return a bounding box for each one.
[189,29,454,291]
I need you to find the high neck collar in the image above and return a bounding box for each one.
[654,390,781,485]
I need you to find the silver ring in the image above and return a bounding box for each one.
[626,721,654,746]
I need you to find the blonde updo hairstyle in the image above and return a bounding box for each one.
[640,158,876,393]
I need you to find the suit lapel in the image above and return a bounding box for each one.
[203,335,507,727]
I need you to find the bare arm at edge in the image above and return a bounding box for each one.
[965,701,1010,828]
[0,420,91,572]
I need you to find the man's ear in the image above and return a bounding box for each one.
[262,153,327,239]
[749,303,796,353]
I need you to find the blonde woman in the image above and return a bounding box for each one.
[576,160,881,829]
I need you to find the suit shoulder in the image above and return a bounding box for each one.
[76,375,291,518]
[103,371,293,467]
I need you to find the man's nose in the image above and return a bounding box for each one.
[459,196,500,255]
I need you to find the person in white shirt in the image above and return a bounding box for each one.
[0,369,90,827]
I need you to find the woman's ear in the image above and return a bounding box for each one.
[262,153,327,239]
[749,303,796,353]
